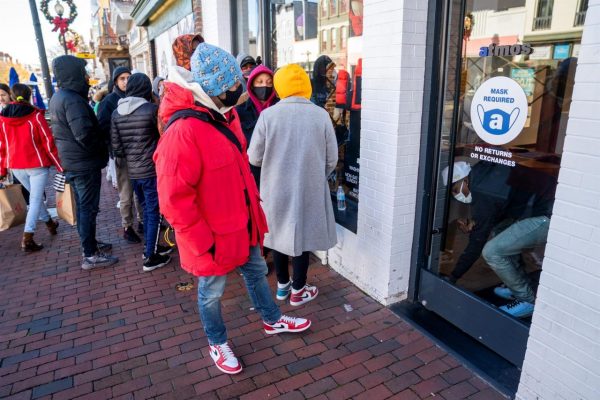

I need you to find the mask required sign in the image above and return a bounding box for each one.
[470,76,528,146]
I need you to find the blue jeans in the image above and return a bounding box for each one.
[482,216,550,304]
[132,177,160,258]
[66,169,102,257]
[198,246,281,345]
[11,168,51,233]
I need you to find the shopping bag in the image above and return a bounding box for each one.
[0,184,27,231]
[56,183,77,225]
[53,172,66,192]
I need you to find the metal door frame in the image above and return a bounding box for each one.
[409,0,530,367]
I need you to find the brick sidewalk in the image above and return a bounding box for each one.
[0,179,506,400]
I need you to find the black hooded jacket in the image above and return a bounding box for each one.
[97,66,130,145]
[311,55,335,108]
[49,55,108,172]
[110,73,159,179]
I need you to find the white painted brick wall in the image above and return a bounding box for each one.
[328,0,427,304]
[517,1,600,399]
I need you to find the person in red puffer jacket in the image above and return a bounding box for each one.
[154,43,312,376]
[0,84,63,251]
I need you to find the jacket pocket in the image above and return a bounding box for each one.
[213,222,250,267]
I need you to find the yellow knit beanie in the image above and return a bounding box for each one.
[274,64,312,100]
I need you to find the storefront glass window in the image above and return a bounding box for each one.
[431,0,578,323]
[269,0,364,232]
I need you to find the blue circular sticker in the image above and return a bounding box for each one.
[470,76,528,145]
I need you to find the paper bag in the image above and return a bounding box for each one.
[56,183,77,226]
[0,184,27,231]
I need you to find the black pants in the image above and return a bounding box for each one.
[66,169,102,257]
[272,250,310,290]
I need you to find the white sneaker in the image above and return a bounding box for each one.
[208,343,242,375]
[289,284,318,306]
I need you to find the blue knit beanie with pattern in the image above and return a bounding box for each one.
[190,43,244,97]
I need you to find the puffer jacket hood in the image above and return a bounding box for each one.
[52,55,89,98]
[312,55,334,87]
[247,65,277,114]
[117,97,148,116]
[126,73,152,100]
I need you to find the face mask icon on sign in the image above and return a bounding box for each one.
[477,105,520,135]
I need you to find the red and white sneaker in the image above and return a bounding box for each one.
[264,315,312,335]
[289,284,318,306]
[208,343,242,375]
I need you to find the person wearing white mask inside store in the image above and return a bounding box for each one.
[441,161,513,284]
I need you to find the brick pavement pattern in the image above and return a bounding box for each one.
[0,179,507,399]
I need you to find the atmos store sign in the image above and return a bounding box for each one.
[479,43,533,57]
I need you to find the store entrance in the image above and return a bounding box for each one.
[416,0,579,366]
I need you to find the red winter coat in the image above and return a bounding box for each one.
[0,103,63,177]
[153,82,268,277]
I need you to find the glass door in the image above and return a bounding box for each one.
[418,0,579,365]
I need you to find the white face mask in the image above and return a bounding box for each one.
[453,181,472,204]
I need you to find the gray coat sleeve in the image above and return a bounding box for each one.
[325,118,338,176]
[247,113,266,167]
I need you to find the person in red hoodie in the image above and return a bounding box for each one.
[0,84,63,251]
[154,43,311,375]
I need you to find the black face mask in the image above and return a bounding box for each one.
[220,84,244,107]
[252,86,273,101]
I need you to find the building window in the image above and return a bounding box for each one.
[331,27,337,51]
[330,0,337,16]
[533,0,553,30]
[339,0,349,13]
[321,29,328,51]
[574,0,588,26]
[341,26,347,50]
[321,0,328,18]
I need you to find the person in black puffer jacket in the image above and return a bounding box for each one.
[110,73,172,272]
[98,66,144,244]
[49,55,118,270]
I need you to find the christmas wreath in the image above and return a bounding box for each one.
[40,0,78,34]
[58,29,82,52]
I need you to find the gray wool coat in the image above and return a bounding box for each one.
[248,96,338,256]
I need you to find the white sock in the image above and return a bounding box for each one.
[277,281,291,289]
[291,285,305,294]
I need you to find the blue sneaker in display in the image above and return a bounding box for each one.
[499,299,534,318]
[276,281,292,301]
[493,286,515,300]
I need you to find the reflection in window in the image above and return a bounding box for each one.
[321,0,328,18]
[533,0,553,30]
[574,0,588,26]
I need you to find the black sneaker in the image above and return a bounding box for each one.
[124,226,142,244]
[157,244,175,256]
[143,253,171,272]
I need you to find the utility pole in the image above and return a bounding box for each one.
[28,0,54,99]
